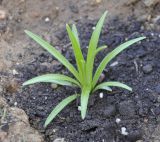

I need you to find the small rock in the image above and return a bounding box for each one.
[51,83,58,89]
[99,73,105,82]
[53,138,65,142]
[103,105,116,117]
[142,64,153,74]
[36,111,46,117]
[110,61,118,67]
[14,102,18,106]
[44,17,50,23]
[12,69,19,75]
[142,0,159,7]
[118,101,136,116]
[121,127,128,136]
[0,10,7,20]
[116,118,121,124]
[92,27,96,30]
[99,92,104,98]
[78,106,81,111]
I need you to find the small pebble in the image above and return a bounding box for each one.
[53,129,56,133]
[116,118,121,124]
[99,92,103,98]
[121,127,128,136]
[92,27,95,30]
[78,106,81,111]
[51,83,58,89]
[14,102,17,106]
[53,138,65,142]
[110,61,118,67]
[45,96,48,100]
[99,73,105,82]
[44,17,50,23]
[142,64,153,74]
[12,69,19,75]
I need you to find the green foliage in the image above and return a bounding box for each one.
[23,11,146,127]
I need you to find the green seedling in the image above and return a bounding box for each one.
[23,11,146,127]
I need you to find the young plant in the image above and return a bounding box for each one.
[23,11,146,127]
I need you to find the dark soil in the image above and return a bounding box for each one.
[5,17,160,142]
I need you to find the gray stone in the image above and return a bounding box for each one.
[53,138,65,142]
[142,64,153,74]
[99,73,105,82]
[51,83,58,89]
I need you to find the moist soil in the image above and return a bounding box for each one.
[1,0,160,141]
[5,17,160,142]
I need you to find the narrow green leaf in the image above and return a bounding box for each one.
[92,37,146,88]
[66,24,85,84]
[44,94,79,127]
[24,30,80,82]
[23,74,80,87]
[72,24,80,44]
[95,45,107,55]
[86,11,108,84]
[80,87,90,119]
[92,85,112,93]
[94,81,132,92]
